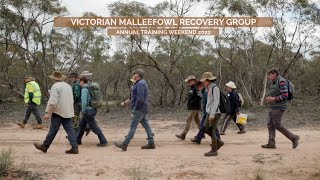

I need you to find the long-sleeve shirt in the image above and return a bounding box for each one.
[227,90,240,115]
[130,79,149,113]
[201,89,208,114]
[187,85,202,110]
[206,83,221,117]
[46,82,74,118]
[81,84,94,113]
[71,80,82,104]
[268,76,289,110]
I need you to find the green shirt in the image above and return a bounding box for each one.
[71,80,82,103]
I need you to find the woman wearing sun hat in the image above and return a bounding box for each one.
[220,81,246,135]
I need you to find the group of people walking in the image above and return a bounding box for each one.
[175,69,299,156]
[175,72,246,156]
[19,68,299,156]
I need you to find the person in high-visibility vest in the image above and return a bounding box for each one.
[17,76,43,129]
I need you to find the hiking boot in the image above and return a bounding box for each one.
[237,130,246,134]
[65,148,79,154]
[114,141,127,151]
[175,134,186,140]
[220,132,225,135]
[217,140,224,150]
[191,137,201,144]
[34,143,47,153]
[97,143,108,147]
[292,135,300,149]
[141,144,155,149]
[85,128,91,136]
[261,144,276,149]
[34,124,44,129]
[17,121,26,128]
[204,148,218,157]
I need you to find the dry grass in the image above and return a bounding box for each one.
[0,148,42,179]
[127,165,151,180]
[0,148,14,177]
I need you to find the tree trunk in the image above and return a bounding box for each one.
[260,73,268,106]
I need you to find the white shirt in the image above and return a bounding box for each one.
[46,81,74,118]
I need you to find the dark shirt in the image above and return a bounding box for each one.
[130,79,149,113]
[71,80,82,103]
[227,89,240,115]
[187,85,201,110]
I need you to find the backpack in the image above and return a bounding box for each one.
[212,86,230,114]
[237,93,244,107]
[277,78,294,101]
[87,82,103,108]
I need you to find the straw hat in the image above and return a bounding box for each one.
[226,81,237,89]
[200,72,217,82]
[49,71,66,81]
[185,75,196,83]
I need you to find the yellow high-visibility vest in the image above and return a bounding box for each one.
[24,81,41,105]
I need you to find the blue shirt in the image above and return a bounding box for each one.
[130,79,149,113]
[81,84,94,112]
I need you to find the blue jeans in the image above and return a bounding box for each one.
[77,109,108,144]
[196,113,221,143]
[123,110,154,145]
[43,113,78,149]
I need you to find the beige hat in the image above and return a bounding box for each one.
[185,75,197,83]
[226,81,237,89]
[80,70,93,79]
[200,72,217,82]
[49,71,66,81]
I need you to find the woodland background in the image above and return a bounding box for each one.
[1,0,320,109]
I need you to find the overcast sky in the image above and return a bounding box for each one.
[59,0,320,57]
[61,0,208,16]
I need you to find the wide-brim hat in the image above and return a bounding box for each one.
[200,72,217,82]
[185,75,197,83]
[226,81,237,89]
[49,71,66,81]
[80,70,93,79]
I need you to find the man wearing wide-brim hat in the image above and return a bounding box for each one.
[175,75,201,140]
[80,70,93,79]
[34,71,79,154]
[220,81,246,135]
[200,72,223,157]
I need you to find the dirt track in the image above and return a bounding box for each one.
[1,118,320,180]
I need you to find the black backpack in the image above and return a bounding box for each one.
[212,86,230,114]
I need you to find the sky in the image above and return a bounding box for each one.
[59,0,320,57]
[61,0,173,16]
